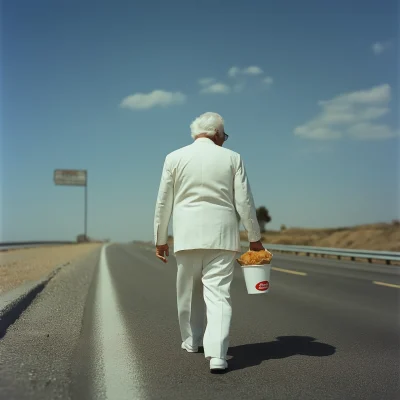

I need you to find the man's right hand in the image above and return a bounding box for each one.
[250,240,265,251]
[156,244,169,263]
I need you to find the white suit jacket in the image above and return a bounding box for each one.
[154,137,261,253]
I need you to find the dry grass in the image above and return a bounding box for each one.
[240,222,400,252]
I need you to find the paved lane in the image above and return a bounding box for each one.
[72,243,400,400]
[1,243,399,399]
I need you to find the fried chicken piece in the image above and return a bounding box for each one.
[237,250,273,266]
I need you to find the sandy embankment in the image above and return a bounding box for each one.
[240,222,400,252]
[0,243,102,294]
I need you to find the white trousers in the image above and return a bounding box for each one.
[175,249,236,360]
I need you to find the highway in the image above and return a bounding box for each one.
[0,243,399,400]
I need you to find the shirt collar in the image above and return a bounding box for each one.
[193,137,215,145]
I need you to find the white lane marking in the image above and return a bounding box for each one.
[94,245,146,399]
[373,281,400,289]
[272,266,307,276]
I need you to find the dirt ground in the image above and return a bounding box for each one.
[240,222,400,252]
[0,243,102,294]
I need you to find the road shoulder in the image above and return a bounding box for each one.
[0,246,101,400]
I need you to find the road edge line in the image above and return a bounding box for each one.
[93,244,144,399]
[372,281,400,289]
[272,267,307,276]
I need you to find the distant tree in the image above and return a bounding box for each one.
[256,206,271,233]
[280,224,287,231]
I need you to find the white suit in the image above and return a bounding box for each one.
[154,137,261,359]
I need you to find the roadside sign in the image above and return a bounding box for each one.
[54,169,87,186]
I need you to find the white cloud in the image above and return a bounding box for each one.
[243,66,263,75]
[200,82,231,94]
[263,76,274,85]
[294,84,398,140]
[228,67,240,78]
[199,65,270,95]
[120,90,186,110]
[228,65,264,77]
[294,126,342,140]
[372,41,392,55]
[198,77,216,86]
[319,84,390,106]
[347,123,397,140]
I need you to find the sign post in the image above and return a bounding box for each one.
[54,169,88,240]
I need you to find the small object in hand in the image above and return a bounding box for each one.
[237,250,273,266]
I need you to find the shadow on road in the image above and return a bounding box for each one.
[225,336,336,372]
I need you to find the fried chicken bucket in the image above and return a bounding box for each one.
[237,250,273,294]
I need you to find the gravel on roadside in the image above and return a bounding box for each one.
[0,244,102,295]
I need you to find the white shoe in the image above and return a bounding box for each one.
[210,358,228,372]
[181,342,199,353]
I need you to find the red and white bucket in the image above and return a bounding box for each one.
[241,264,272,294]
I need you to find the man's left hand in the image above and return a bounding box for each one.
[156,244,169,263]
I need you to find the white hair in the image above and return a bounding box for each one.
[190,112,225,139]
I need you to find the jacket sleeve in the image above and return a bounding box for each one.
[154,157,174,246]
[233,155,261,243]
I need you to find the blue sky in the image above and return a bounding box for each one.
[1,0,399,242]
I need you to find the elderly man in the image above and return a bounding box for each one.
[154,112,264,372]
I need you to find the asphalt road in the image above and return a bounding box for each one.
[0,243,399,400]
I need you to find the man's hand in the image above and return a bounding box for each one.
[156,244,169,263]
[249,240,265,252]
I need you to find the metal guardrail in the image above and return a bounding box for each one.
[240,242,400,265]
